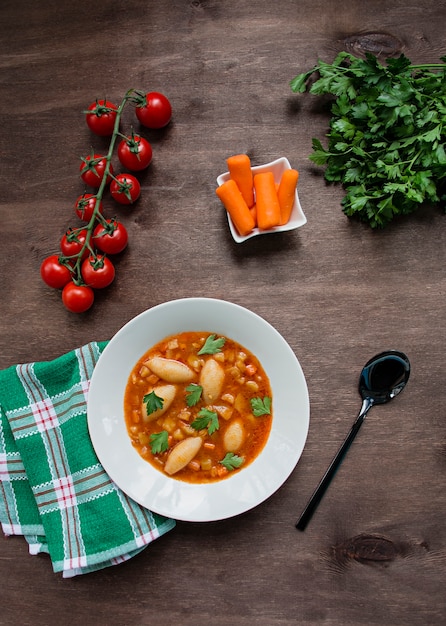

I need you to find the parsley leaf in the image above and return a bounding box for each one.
[149,430,169,454]
[191,408,219,435]
[197,334,226,355]
[220,452,244,471]
[143,390,164,416]
[250,396,272,417]
[185,383,203,407]
[291,52,446,227]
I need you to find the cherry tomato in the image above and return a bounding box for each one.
[117,135,152,171]
[74,193,103,222]
[60,228,89,260]
[62,282,94,313]
[81,254,115,289]
[80,153,113,188]
[110,173,141,205]
[93,219,128,254]
[40,255,72,289]
[135,91,172,129]
[85,99,118,136]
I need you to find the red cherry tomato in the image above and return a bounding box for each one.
[117,135,152,171]
[135,91,172,129]
[80,154,113,188]
[62,282,94,313]
[110,173,141,205]
[85,99,118,136]
[40,255,72,289]
[81,254,115,289]
[60,228,89,260]
[93,219,128,254]
[74,193,103,222]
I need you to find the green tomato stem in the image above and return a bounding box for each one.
[67,88,136,283]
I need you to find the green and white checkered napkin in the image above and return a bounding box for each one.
[0,341,175,577]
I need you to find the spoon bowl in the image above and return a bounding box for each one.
[296,350,410,531]
[359,350,410,404]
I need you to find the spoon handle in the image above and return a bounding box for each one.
[296,398,372,531]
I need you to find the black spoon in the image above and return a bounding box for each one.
[296,350,411,531]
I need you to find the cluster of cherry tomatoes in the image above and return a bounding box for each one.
[40,90,172,313]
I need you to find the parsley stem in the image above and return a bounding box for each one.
[409,63,446,70]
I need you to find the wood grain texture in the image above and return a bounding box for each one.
[1,1,446,624]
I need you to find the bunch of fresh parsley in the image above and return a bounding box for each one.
[290,52,446,227]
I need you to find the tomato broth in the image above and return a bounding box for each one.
[124,331,273,483]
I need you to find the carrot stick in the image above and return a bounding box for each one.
[253,172,281,230]
[216,179,255,236]
[277,169,299,225]
[226,154,255,208]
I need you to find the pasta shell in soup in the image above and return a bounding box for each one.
[223,419,245,452]
[200,358,225,403]
[145,356,195,383]
[164,437,203,475]
[142,384,176,422]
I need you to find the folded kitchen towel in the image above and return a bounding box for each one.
[0,341,175,577]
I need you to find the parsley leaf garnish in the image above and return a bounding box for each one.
[191,408,219,435]
[250,396,272,417]
[185,383,203,407]
[197,334,226,355]
[149,430,169,454]
[220,452,244,471]
[291,52,446,227]
[143,390,164,416]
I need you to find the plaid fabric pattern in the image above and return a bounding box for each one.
[0,342,175,577]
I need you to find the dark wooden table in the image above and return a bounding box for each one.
[1,1,445,624]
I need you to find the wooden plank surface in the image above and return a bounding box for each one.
[1,1,446,624]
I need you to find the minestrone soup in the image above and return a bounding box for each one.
[124,331,273,483]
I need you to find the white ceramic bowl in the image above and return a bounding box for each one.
[87,298,310,522]
[216,157,307,243]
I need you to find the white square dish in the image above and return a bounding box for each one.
[216,156,307,243]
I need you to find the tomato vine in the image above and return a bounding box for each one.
[40,88,172,313]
